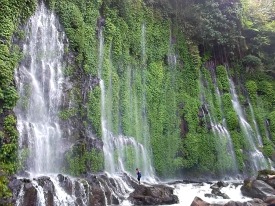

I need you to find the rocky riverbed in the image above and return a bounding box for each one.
[4,169,275,206]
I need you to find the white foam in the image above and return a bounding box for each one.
[172,182,251,206]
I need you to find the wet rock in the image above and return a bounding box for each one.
[57,174,73,195]
[86,174,108,206]
[128,184,179,205]
[111,194,120,205]
[205,193,216,198]
[89,187,107,206]
[8,176,22,199]
[241,178,275,199]
[223,201,244,206]
[121,172,139,188]
[220,193,230,199]
[22,182,37,206]
[212,187,223,196]
[22,178,31,183]
[224,198,267,206]
[266,178,275,189]
[264,196,275,205]
[36,176,55,206]
[190,196,210,206]
[217,181,229,188]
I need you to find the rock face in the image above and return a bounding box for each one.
[241,178,275,199]
[190,196,210,206]
[240,169,275,205]
[190,169,275,206]
[9,172,179,206]
[190,196,267,206]
[22,182,38,206]
[128,184,179,205]
[36,176,55,206]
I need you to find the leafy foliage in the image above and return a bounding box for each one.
[65,143,104,176]
[2,0,275,182]
[0,0,36,199]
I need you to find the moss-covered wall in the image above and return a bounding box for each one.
[1,1,275,197]
[0,0,37,201]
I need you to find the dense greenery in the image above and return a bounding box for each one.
[1,1,275,200]
[0,0,37,200]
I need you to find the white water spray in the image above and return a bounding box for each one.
[14,2,66,174]
[97,25,154,181]
[229,79,268,172]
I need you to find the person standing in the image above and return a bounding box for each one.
[136,168,141,185]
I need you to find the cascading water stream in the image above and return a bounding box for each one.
[13,3,94,205]
[14,1,66,174]
[199,70,238,176]
[140,23,154,178]
[97,25,154,181]
[229,79,268,172]
[248,102,263,147]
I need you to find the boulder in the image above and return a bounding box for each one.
[8,176,23,201]
[87,174,108,206]
[57,174,73,195]
[22,182,38,206]
[190,196,210,206]
[231,198,267,206]
[128,184,179,205]
[241,178,275,199]
[36,176,55,206]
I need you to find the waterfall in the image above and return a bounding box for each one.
[229,79,268,172]
[14,2,66,174]
[199,69,239,176]
[97,25,154,180]
[140,23,154,178]
[248,102,263,147]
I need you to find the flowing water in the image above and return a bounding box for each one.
[12,2,259,205]
[229,79,268,172]
[14,1,66,174]
[97,25,154,180]
[199,69,238,176]
[248,101,263,147]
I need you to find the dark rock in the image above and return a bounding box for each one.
[190,196,210,206]
[212,187,223,196]
[57,174,73,195]
[74,180,82,199]
[128,184,178,205]
[86,174,109,206]
[121,172,139,189]
[98,177,112,204]
[23,182,38,206]
[223,201,243,206]
[241,178,275,199]
[22,178,31,183]
[217,181,229,188]
[8,176,22,198]
[111,194,120,205]
[266,179,275,189]
[75,197,83,205]
[264,196,275,204]
[205,193,217,198]
[36,176,55,206]
[220,193,230,199]
[89,187,107,206]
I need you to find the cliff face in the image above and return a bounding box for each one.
[1,1,275,197]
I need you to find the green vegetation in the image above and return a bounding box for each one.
[0,0,275,194]
[65,144,104,176]
[0,0,37,200]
